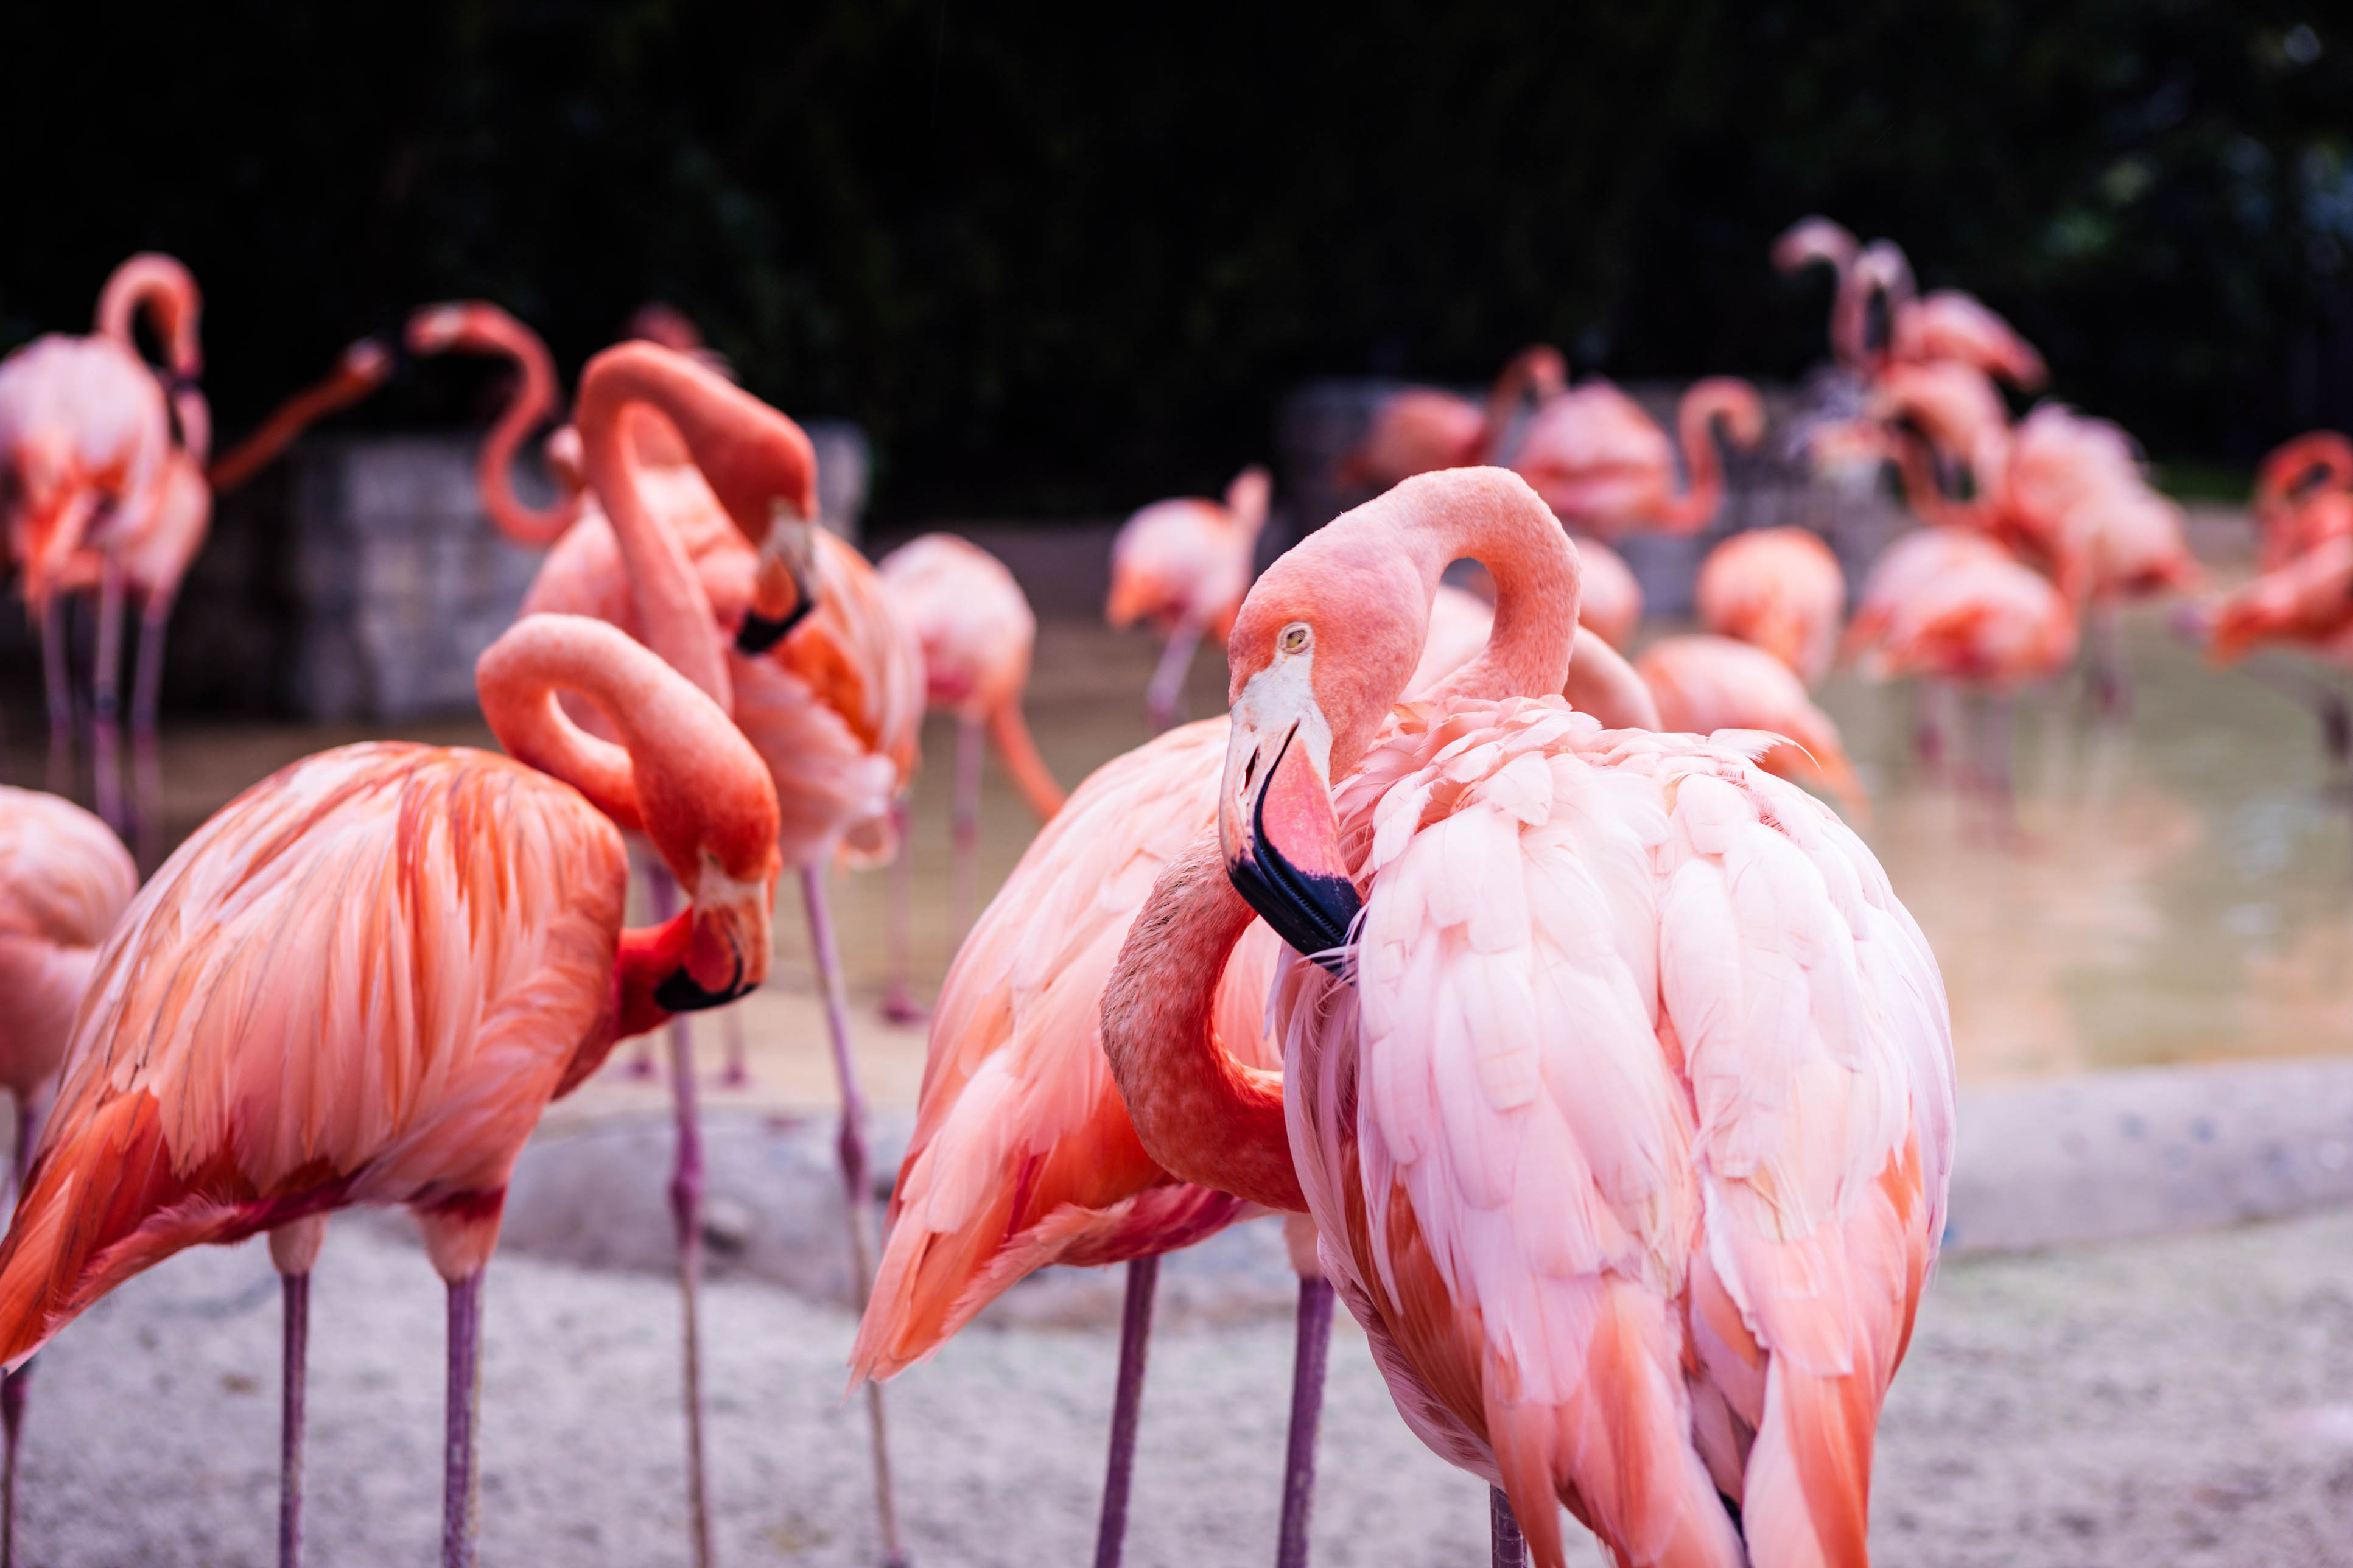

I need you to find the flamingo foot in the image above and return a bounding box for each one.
[1489,1487,1527,1568]
[442,1270,485,1568]
[1095,1256,1160,1568]
[1274,1276,1334,1568]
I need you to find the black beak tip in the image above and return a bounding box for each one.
[1226,848,1362,979]
[735,601,812,656]
[654,956,750,1013]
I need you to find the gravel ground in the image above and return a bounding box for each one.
[18,1205,2353,1566]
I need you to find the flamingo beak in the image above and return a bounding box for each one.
[657,864,774,1010]
[1219,665,1360,975]
[738,501,818,654]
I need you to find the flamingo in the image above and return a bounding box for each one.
[874,533,1067,1021]
[1512,375,1764,539]
[0,786,136,1564]
[1783,226,2046,391]
[1107,464,1273,732]
[202,337,399,495]
[1567,533,1643,649]
[1099,466,1953,1568]
[1694,527,1847,685]
[2250,430,2353,571]
[2192,535,2353,772]
[855,569,1660,1568]
[1636,635,1870,822]
[1336,346,1569,491]
[0,612,780,1568]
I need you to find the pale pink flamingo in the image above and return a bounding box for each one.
[874,533,1067,1021]
[1695,527,1847,685]
[1637,634,1870,821]
[2191,535,2353,771]
[1107,464,1274,732]
[0,613,780,1568]
[1512,376,1765,539]
[1846,239,2047,390]
[1568,533,1643,649]
[0,786,135,1563]
[1336,346,1569,491]
[1101,466,1954,1567]
[855,569,1662,1568]
[2251,431,2353,571]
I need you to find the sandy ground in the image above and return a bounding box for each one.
[16,1205,2353,1567]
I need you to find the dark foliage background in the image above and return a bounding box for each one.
[3,1,2348,518]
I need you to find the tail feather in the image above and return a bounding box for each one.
[987,701,1068,822]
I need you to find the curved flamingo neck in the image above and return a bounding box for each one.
[476,621,650,834]
[1478,345,1566,460]
[1101,830,1305,1213]
[1661,380,1752,531]
[1386,467,1581,716]
[469,317,577,547]
[95,255,202,377]
[207,341,393,494]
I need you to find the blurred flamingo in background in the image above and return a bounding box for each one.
[1336,345,1567,490]
[874,533,1066,1021]
[2192,535,2353,773]
[2251,430,2353,570]
[1106,464,1272,732]
[0,614,779,1568]
[1103,467,1953,1568]
[0,785,135,1563]
[1784,222,2047,391]
[1512,373,1764,538]
[1566,532,1643,648]
[1695,526,1847,685]
[1636,634,1871,821]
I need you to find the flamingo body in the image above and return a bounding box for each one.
[1572,534,1644,650]
[1514,378,1762,538]
[1106,488,1264,642]
[1695,528,1846,685]
[0,788,137,1101]
[1637,634,1869,819]
[1854,539,2077,687]
[0,336,170,601]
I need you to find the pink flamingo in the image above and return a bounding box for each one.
[1695,527,1846,685]
[1568,533,1643,649]
[0,784,136,1564]
[1636,634,1871,821]
[1101,466,1953,1567]
[874,533,1067,1021]
[2250,431,2353,571]
[1107,464,1274,732]
[1337,346,1569,491]
[2192,535,2353,771]
[855,571,1664,1568]
[1512,375,1765,539]
[0,613,780,1568]
[1776,220,2046,392]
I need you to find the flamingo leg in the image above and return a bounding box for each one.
[1094,1256,1159,1568]
[645,867,718,1568]
[1143,622,1203,735]
[278,1269,309,1568]
[441,1270,485,1568]
[39,599,72,801]
[0,1093,35,1568]
[623,850,659,1079]
[951,714,984,936]
[91,559,125,836]
[719,1003,751,1090]
[2085,601,2131,718]
[130,594,171,870]
[1273,1276,1335,1568]
[880,798,924,1024]
[798,863,908,1568]
[1489,1487,1527,1568]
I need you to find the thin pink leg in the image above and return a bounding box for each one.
[40,599,72,801]
[1143,621,1203,736]
[278,1270,310,1568]
[951,714,984,936]
[441,1271,485,1568]
[798,863,908,1567]
[91,559,125,837]
[1093,1256,1159,1568]
[880,798,924,1024]
[646,867,718,1568]
[130,598,170,870]
[1274,1277,1334,1568]
[1489,1488,1526,1568]
[623,851,660,1079]
[720,1003,751,1090]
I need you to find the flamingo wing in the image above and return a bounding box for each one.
[0,742,627,1367]
[853,718,1282,1379]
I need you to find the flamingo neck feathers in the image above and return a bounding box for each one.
[1383,466,1580,713]
[94,255,202,377]
[475,319,579,548]
[1101,831,1305,1213]
[477,617,651,834]
[573,346,733,709]
[1663,382,1741,530]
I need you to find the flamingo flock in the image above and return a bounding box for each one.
[0,209,2313,1568]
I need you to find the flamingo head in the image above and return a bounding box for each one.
[735,498,820,654]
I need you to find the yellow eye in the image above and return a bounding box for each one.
[1279,623,1311,654]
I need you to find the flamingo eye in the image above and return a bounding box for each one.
[1279,623,1311,655]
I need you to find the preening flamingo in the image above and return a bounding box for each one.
[1101,467,1954,1567]
[1636,635,1870,822]
[1337,346,1568,491]
[0,786,136,1564]
[0,614,780,1568]
[1107,464,1273,732]
[856,572,1661,1568]
[1695,527,1846,685]
[874,533,1066,1021]
[2250,430,2353,571]
[1512,375,1764,539]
